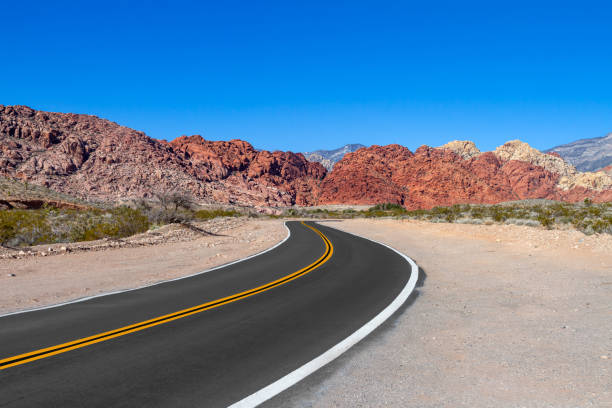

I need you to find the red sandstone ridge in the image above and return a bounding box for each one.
[166,135,325,206]
[0,105,325,206]
[318,143,612,209]
[2,105,610,210]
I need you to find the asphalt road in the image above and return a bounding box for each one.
[0,221,413,407]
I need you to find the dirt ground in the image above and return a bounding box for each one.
[0,218,286,315]
[275,219,612,408]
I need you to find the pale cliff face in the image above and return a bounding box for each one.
[438,140,481,159]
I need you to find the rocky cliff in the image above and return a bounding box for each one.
[318,141,612,209]
[0,105,326,206]
[2,105,610,210]
[167,135,325,206]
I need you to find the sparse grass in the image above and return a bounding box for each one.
[274,201,612,235]
[193,209,241,220]
[0,202,245,248]
[0,206,150,247]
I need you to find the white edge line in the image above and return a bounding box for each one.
[0,222,291,319]
[228,220,419,408]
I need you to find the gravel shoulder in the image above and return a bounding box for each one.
[272,219,612,408]
[0,218,287,315]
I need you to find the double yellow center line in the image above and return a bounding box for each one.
[0,222,333,370]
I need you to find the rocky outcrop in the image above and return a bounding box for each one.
[495,140,576,178]
[0,105,326,206]
[494,140,612,192]
[319,141,612,209]
[438,140,481,159]
[2,105,610,210]
[168,135,326,206]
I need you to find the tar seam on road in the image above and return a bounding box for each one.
[0,222,332,371]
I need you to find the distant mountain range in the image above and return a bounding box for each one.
[1,105,611,209]
[547,133,612,172]
[303,144,366,170]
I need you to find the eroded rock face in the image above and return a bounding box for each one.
[438,140,481,160]
[0,106,326,206]
[168,135,326,206]
[494,140,576,178]
[2,105,609,209]
[319,142,612,209]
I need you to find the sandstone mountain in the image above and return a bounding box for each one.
[166,135,325,206]
[303,143,366,171]
[546,133,612,172]
[1,105,610,210]
[0,105,325,207]
[318,140,612,209]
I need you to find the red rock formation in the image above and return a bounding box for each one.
[319,144,612,209]
[167,135,326,206]
[2,105,609,209]
[0,105,325,206]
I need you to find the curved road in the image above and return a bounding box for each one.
[0,221,415,407]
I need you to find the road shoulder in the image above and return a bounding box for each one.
[270,219,612,408]
[0,218,286,315]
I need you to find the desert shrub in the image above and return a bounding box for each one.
[144,207,193,224]
[282,208,300,217]
[536,212,554,229]
[193,209,241,220]
[0,207,150,246]
[370,203,405,211]
[548,203,572,218]
[141,192,196,224]
[68,207,150,241]
[0,212,17,246]
[470,207,485,219]
[0,209,53,246]
[490,207,507,222]
[590,218,612,234]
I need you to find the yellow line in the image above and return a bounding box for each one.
[0,221,333,370]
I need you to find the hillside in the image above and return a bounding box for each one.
[318,140,612,209]
[0,105,326,207]
[546,133,612,172]
[1,106,610,210]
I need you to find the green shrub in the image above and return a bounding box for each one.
[193,209,240,220]
[536,213,554,229]
[0,212,17,246]
[370,203,405,211]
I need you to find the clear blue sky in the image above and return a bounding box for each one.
[3,0,611,152]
